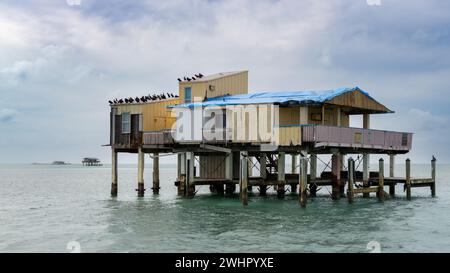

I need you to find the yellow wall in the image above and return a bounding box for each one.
[114,98,181,131]
[308,106,349,126]
[179,71,248,102]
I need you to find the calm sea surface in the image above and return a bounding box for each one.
[0,163,449,253]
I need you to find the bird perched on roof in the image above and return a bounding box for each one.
[184,77,187,81]
[135,97,140,103]
[125,98,129,103]
[118,99,124,103]
[186,77,191,81]
[161,93,166,99]
[198,73,204,78]
[129,97,134,103]
[178,78,182,82]
[108,100,113,104]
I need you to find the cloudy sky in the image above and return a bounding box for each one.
[1,0,449,164]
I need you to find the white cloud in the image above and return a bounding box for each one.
[408,108,448,131]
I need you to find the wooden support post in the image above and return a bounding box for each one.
[347,158,354,204]
[259,185,267,196]
[378,158,385,201]
[152,153,160,194]
[331,154,341,200]
[240,151,248,206]
[363,114,370,198]
[137,147,145,197]
[389,154,395,196]
[431,157,436,197]
[339,154,346,197]
[310,154,317,180]
[186,152,195,197]
[363,153,370,198]
[299,157,307,207]
[406,158,411,201]
[291,154,297,174]
[111,149,118,197]
[178,153,186,196]
[277,152,286,198]
[225,153,233,180]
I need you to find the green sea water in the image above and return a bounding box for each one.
[0,163,449,253]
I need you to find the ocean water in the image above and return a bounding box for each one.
[0,163,449,253]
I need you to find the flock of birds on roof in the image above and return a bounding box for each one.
[109,93,179,105]
[178,73,204,82]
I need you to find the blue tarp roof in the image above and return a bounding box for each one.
[170,86,377,108]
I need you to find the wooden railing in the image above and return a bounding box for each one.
[301,125,412,151]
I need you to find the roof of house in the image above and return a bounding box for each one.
[179,71,247,83]
[170,86,393,113]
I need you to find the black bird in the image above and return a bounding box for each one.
[432,155,436,161]
[146,95,151,100]
[152,95,157,100]
[174,94,179,98]
[192,76,196,80]
[141,96,146,102]
[198,73,204,78]
[114,99,118,103]
[129,97,134,103]
[160,94,166,99]
[156,95,161,100]
[178,78,182,82]
[108,100,113,104]
[135,97,140,103]
[125,98,129,103]
[187,77,191,81]
[184,77,187,81]
[119,99,124,103]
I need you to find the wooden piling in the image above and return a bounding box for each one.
[378,158,385,201]
[299,157,307,208]
[310,154,317,180]
[240,151,248,206]
[347,157,354,204]
[277,152,286,198]
[291,154,297,174]
[331,154,341,200]
[431,157,436,197]
[152,153,160,194]
[363,153,370,198]
[406,158,411,200]
[186,152,195,197]
[178,153,186,196]
[111,149,118,197]
[137,147,145,197]
[389,154,395,196]
[225,183,236,195]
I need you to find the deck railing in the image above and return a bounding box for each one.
[301,125,412,151]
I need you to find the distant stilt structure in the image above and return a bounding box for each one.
[431,157,436,197]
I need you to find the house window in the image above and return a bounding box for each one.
[122,112,131,133]
[185,87,192,103]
